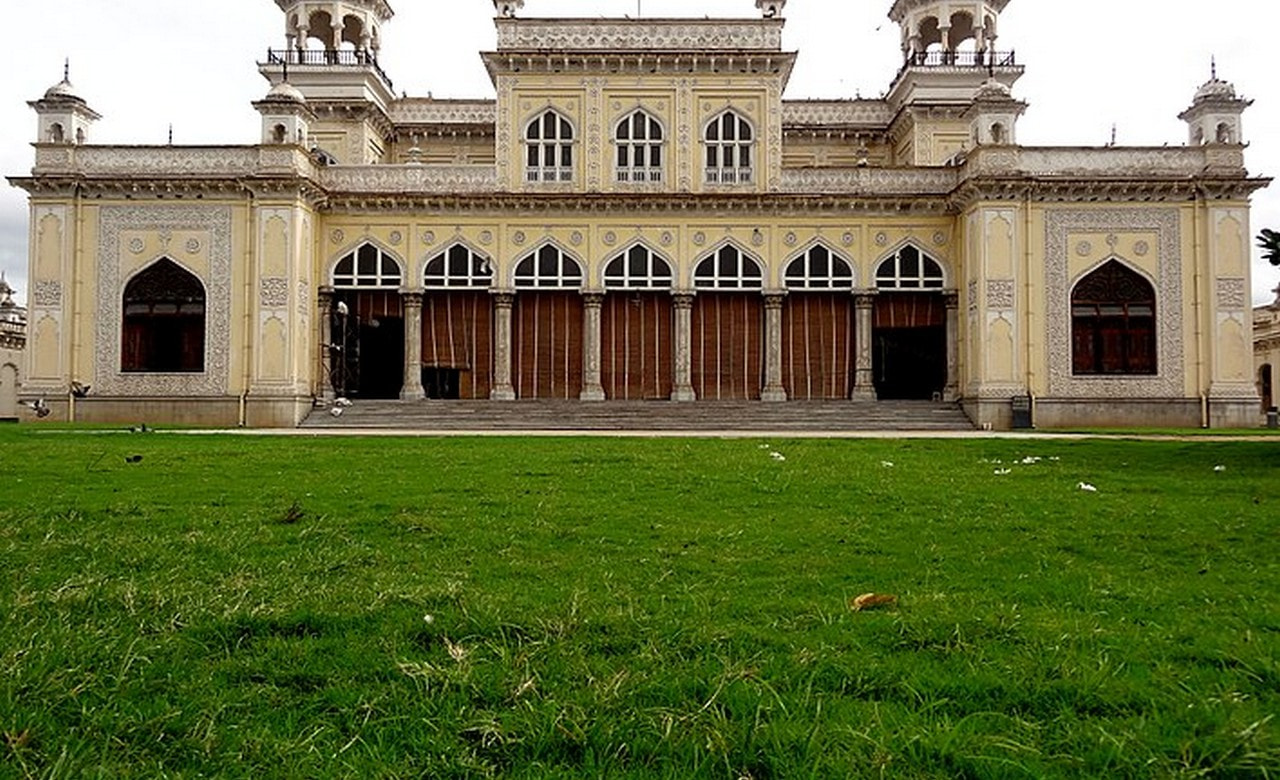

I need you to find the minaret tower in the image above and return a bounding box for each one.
[28,61,101,146]
[259,0,396,164]
[885,0,1024,165]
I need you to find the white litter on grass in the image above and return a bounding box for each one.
[881,461,895,468]
[994,468,1012,476]
[423,614,434,624]
[770,451,786,462]
[1049,457,1061,462]
[1020,456,1042,465]
[1213,465,1226,472]
[1078,482,1098,492]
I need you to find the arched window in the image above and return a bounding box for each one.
[784,245,854,290]
[525,109,574,183]
[48,123,65,144]
[875,245,945,289]
[272,124,287,144]
[514,245,583,288]
[332,243,402,288]
[615,110,664,183]
[1216,122,1233,144]
[704,111,754,184]
[424,245,492,289]
[121,258,205,373]
[1071,260,1156,375]
[604,245,673,289]
[694,245,763,290]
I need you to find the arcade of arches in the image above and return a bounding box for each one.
[317,241,959,402]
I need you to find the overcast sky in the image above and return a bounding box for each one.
[4,0,1279,307]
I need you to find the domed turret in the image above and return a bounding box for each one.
[1180,61,1252,145]
[27,61,100,145]
[253,77,314,146]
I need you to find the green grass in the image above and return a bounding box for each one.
[1,428,1277,778]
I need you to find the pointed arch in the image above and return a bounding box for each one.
[703,110,755,184]
[604,242,674,289]
[1070,258,1157,375]
[784,242,856,290]
[874,243,947,289]
[693,242,763,290]
[614,108,666,183]
[524,108,576,183]
[331,241,404,288]
[513,242,584,288]
[121,257,206,373]
[424,242,493,289]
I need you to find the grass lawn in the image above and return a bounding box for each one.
[0,428,1277,778]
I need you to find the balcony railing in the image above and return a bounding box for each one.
[265,49,393,92]
[894,50,1017,83]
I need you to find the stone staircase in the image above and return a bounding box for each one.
[299,398,975,432]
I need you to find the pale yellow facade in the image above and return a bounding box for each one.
[7,0,1269,428]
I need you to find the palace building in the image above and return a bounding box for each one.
[0,274,26,421]
[8,0,1270,428]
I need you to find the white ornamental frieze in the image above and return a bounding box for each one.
[320,165,499,194]
[496,20,782,51]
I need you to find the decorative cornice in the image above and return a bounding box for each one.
[494,18,785,51]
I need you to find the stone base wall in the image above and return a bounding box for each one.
[962,396,1269,430]
[18,396,242,427]
[245,396,314,428]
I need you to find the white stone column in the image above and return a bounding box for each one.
[317,286,335,400]
[580,292,605,401]
[853,290,877,399]
[672,292,696,401]
[944,289,960,402]
[400,291,424,400]
[761,292,787,402]
[490,291,516,400]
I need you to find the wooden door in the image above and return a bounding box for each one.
[514,292,584,399]
[692,293,763,400]
[601,293,674,399]
[783,293,853,400]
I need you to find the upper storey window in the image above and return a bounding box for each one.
[615,110,664,183]
[525,110,574,183]
[704,111,754,185]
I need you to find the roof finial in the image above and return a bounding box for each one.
[1211,56,1217,81]
[64,57,70,82]
[168,124,173,145]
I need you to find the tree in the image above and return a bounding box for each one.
[1257,228,1280,266]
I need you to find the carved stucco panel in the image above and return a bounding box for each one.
[1216,277,1246,311]
[1045,208,1183,398]
[95,205,232,397]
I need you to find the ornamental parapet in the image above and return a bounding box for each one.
[782,100,892,129]
[389,100,497,126]
[319,164,499,194]
[776,167,957,195]
[32,145,264,177]
[962,146,1246,180]
[494,18,784,51]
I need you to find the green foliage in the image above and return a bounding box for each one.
[1257,228,1280,266]
[1,429,1277,777]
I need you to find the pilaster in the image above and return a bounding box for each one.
[761,292,787,402]
[671,292,696,401]
[853,290,877,399]
[580,292,605,401]
[400,290,424,400]
[944,289,960,402]
[490,291,516,400]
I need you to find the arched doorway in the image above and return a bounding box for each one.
[1261,364,1273,411]
[331,243,405,399]
[692,244,764,400]
[782,244,855,399]
[602,244,674,399]
[422,244,494,399]
[121,258,206,373]
[872,245,946,400]
[513,244,584,399]
[1070,260,1156,376]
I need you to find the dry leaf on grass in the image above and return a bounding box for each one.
[849,593,898,611]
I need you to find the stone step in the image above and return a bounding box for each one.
[300,399,975,432]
